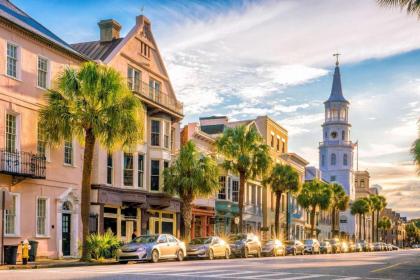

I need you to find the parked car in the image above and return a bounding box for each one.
[358,240,371,252]
[117,234,186,263]
[373,242,384,251]
[340,241,349,253]
[348,241,356,252]
[320,241,332,254]
[261,239,285,257]
[187,236,230,260]
[229,233,261,258]
[326,239,341,253]
[354,242,363,252]
[285,240,305,255]
[391,245,399,251]
[412,244,420,248]
[303,239,321,254]
[386,244,394,251]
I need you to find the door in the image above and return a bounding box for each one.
[156,234,169,258]
[62,213,71,256]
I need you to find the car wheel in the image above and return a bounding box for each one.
[151,250,159,263]
[177,250,184,261]
[208,249,214,260]
[243,247,249,258]
[118,261,128,264]
[225,249,230,259]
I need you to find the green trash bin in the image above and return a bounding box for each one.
[29,240,38,262]
[4,245,18,265]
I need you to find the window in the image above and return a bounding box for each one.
[251,185,256,205]
[151,120,160,146]
[276,137,280,151]
[7,43,18,78]
[5,194,17,235]
[141,41,150,58]
[37,125,47,157]
[331,153,336,166]
[151,160,160,191]
[232,180,239,202]
[107,153,113,185]
[138,154,144,188]
[330,176,336,182]
[257,186,261,206]
[342,131,345,141]
[37,57,48,88]
[360,179,365,188]
[164,121,170,149]
[270,135,274,147]
[64,140,73,165]
[343,154,348,166]
[123,153,134,186]
[6,114,17,152]
[171,127,175,151]
[127,66,140,92]
[36,198,48,236]
[149,79,161,101]
[321,155,325,167]
[282,140,286,153]
[218,176,226,200]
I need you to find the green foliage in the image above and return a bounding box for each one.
[377,216,392,230]
[263,163,301,195]
[411,123,420,174]
[377,0,420,17]
[350,198,370,216]
[330,183,349,212]
[86,230,121,260]
[297,179,332,211]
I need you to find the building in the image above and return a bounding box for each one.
[354,170,373,241]
[381,208,406,247]
[319,59,357,240]
[0,0,87,258]
[180,122,216,239]
[72,15,183,240]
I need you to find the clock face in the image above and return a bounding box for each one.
[331,131,337,139]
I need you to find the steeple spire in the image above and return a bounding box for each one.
[326,53,348,103]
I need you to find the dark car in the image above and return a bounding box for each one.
[229,233,261,258]
[187,236,230,260]
[303,239,320,254]
[358,240,371,252]
[326,239,341,253]
[262,239,285,257]
[320,241,332,254]
[285,240,305,256]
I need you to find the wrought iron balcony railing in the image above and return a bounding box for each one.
[0,149,46,179]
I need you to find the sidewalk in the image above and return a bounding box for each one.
[0,258,118,270]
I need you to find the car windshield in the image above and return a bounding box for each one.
[285,241,296,245]
[320,242,328,246]
[229,234,247,242]
[327,240,337,244]
[304,240,314,244]
[190,237,212,245]
[132,235,158,244]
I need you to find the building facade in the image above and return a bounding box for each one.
[0,0,86,258]
[72,15,183,241]
[354,170,372,241]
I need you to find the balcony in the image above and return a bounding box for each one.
[0,149,46,179]
[319,140,353,146]
[133,81,183,117]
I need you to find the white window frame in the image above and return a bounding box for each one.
[6,41,20,80]
[232,179,239,203]
[123,153,134,187]
[36,196,50,237]
[150,119,161,147]
[37,124,50,161]
[5,112,18,152]
[150,159,160,192]
[4,193,20,237]
[217,176,226,200]
[164,121,170,149]
[137,153,144,188]
[37,55,50,89]
[63,139,74,166]
[106,152,113,185]
[127,65,141,92]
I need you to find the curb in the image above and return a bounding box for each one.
[1,261,118,270]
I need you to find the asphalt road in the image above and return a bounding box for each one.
[2,249,420,280]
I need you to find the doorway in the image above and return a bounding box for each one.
[62,213,71,256]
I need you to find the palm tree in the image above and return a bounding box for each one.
[39,62,144,260]
[376,195,387,242]
[329,183,349,238]
[263,163,300,239]
[163,141,219,241]
[378,216,392,242]
[361,197,373,241]
[411,123,420,174]
[297,180,332,238]
[216,125,271,232]
[377,0,420,17]
[370,195,387,242]
[351,199,370,240]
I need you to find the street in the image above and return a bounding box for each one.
[1,249,419,280]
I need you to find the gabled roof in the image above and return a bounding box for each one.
[0,0,85,60]
[326,64,348,104]
[71,38,123,61]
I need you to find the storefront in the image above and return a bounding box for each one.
[191,207,215,239]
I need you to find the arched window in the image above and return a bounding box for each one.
[331,153,336,166]
[343,154,348,166]
[62,201,72,211]
[342,131,345,141]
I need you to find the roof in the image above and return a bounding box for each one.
[326,65,349,104]
[71,38,123,61]
[0,0,85,59]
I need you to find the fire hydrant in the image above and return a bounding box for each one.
[21,239,31,265]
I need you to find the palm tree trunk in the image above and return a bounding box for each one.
[371,211,375,242]
[285,192,290,240]
[376,211,379,242]
[275,191,282,239]
[181,196,193,242]
[238,172,246,233]
[358,214,362,240]
[80,128,96,261]
[331,207,336,238]
[310,208,316,238]
[363,213,366,240]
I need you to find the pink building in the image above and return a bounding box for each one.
[0,0,86,258]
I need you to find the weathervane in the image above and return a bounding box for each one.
[333,53,341,66]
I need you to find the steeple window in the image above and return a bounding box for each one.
[342,131,345,140]
[343,154,348,166]
[331,153,336,166]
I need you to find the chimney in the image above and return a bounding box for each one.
[98,19,121,42]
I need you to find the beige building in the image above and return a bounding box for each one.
[354,171,370,199]
[72,15,183,240]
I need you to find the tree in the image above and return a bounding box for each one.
[263,163,300,239]
[370,195,387,242]
[163,141,219,241]
[406,222,420,244]
[378,216,392,242]
[351,199,370,240]
[297,180,332,238]
[377,0,420,17]
[361,197,373,242]
[329,183,349,238]
[216,125,271,232]
[39,62,144,260]
[411,123,420,174]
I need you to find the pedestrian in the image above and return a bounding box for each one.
[21,239,31,265]
[132,230,137,241]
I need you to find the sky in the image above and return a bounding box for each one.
[13,0,420,219]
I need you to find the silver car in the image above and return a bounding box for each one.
[187,236,230,259]
[117,234,186,263]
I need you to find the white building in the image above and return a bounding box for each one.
[319,59,357,240]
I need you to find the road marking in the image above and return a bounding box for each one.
[205,271,262,277]
[371,262,406,273]
[241,272,292,278]
[276,275,325,280]
[334,277,361,280]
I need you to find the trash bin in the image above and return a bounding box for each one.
[28,240,38,262]
[4,245,18,265]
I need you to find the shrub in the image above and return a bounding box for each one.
[86,229,121,260]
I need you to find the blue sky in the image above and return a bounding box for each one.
[13,0,420,219]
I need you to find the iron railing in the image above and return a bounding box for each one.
[319,140,353,146]
[0,149,46,179]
